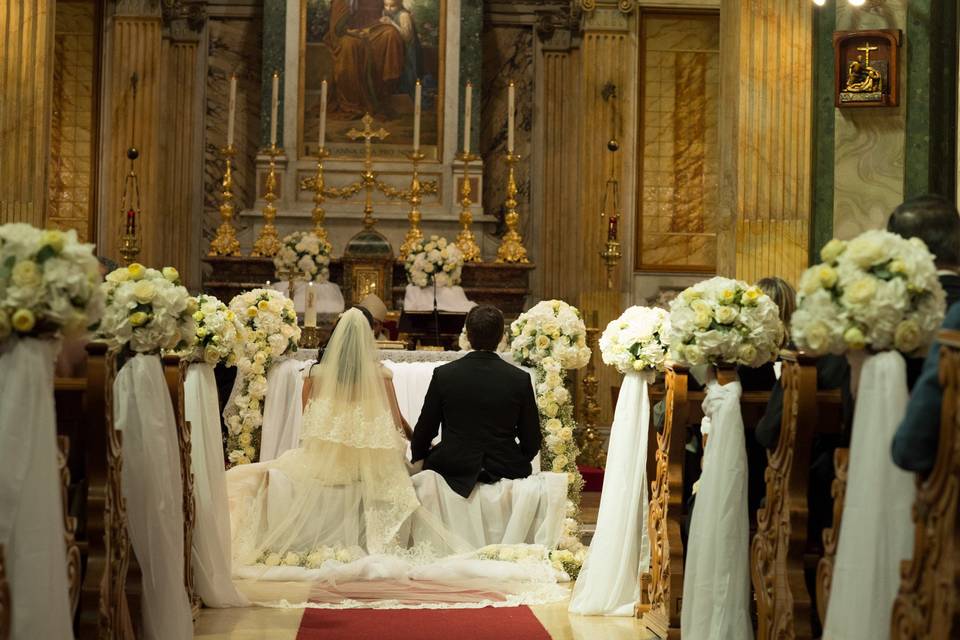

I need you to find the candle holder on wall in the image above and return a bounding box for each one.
[118,147,143,266]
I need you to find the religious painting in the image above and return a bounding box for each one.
[833,30,901,108]
[299,0,446,159]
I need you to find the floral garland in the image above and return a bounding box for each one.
[599,306,671,374]
[225,289,300,466]
[258,545,362,568]
[509,299,592,577]
[478,544,583,580]
[273,230,333,283]
[187,294,237,365]
[404,235,464,288]
[100,263,196,355]
[669,277,783,368]
[0,224,104,343]
[791,230,946,355]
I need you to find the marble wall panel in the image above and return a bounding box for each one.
[481,26,533,236]
[203,13,264,248]
[832,0,907,240]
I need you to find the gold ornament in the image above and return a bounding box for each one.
[496,153,529,264]
[455,152,481,262]
[398,150,426,260]
[251,145,283,257]
[209,144,241,256]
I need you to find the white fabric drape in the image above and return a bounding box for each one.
[569,371,652,616]
[0,338,73,639]
[184,363,249,608]
[411,470,567,549]
[270,281,345,314]
[681,377,753,640]
[258,358,307,462]
[114,354,193,640]
[823,351,915,640]
[403,285,477,312]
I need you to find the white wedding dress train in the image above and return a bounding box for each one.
[568,370,652,616]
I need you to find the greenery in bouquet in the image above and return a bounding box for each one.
[404,235,464,288]
[0,223,103,343]
[99,263,197,355]
[791,230,946,356]
[225,289,301,466]
[508,300,592,570]
[274,230,332,283]
[669,277,783,368]
[599,306,671,374]
[186,294,237,366]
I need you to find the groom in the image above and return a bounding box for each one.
[411,305,541,498]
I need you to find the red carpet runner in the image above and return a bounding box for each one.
[296,606,552,640]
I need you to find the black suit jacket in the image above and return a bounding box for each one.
[411,351,542,498]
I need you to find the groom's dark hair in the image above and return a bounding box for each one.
[465,305,504,351]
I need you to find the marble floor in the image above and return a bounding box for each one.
[193,589,654,640]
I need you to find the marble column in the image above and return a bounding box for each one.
[717,0,813,285]
[0,0,55,227]
[99,3,163,265]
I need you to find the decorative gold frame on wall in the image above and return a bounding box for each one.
[296,0,448,162]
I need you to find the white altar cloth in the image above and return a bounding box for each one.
[270,281,345,314]
[403,285,476,313]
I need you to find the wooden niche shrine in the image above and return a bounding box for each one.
[833,30,901,108]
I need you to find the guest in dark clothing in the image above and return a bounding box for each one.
[892,302,960,473]
[887,194,960,386]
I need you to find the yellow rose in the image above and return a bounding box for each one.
[11,308,35,333]
[682,288,702,303]
[257,300,270,311]
[162,266,180,282]
[11,261,41,288]
[132,280,157,303]
[820,238,847,263]
[105,268,130,283]
[193,311,205,322]
[197,327,208,338]
[817,265,838,288]
[246,306,258,318]
[203,346,220,364]
[843,326,866,350]
[719,288,737,304]
[844,277,878,305]
[129,311,149,327]
[127,263,145,280]
[535,334,551,350]
[239,432,253,446]
[694,310,712,329]
[243,446,257,459]
[742,287,762,305]
[226,311,236,322]
[715,306,738,325]
[40,229,65,253]
[690,299,711,315]
[893,320,922,354]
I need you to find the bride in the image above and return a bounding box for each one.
[225,308,564,608]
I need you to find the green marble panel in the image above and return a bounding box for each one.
[811,3,836,263]
[261,0,286,148]
[458,0,482,155]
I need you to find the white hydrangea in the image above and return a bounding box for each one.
[599,306,670,374]
[185,293,237,365]
[509,300,591,370]
[273,230,332,282]
[404,235,464,288]
[792,230,946,355]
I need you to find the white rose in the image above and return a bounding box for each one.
[264,553,282,567]
[282,552,301,566]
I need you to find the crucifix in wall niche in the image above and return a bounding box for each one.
[834,29,901,108]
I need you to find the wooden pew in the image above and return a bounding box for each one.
[161,354,201,617]
[890,330,960,638]
[750,352,844,640]
[54,376,87,621]
[0,544,9,640]
[56,435,83,617]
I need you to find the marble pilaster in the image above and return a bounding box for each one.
[717,0,813,285]
[0,0,55,227]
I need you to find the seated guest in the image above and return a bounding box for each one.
[887,194,960,386]
[359,293,390,340]
[411,305,541,498]
[891,301,960,473]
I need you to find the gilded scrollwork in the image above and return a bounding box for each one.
[173,359,201,614]
[816,447,849,623]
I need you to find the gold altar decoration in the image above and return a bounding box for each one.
[398,150,426,260]
[599,174,622,288]
[209,144,241,256]
[833,30,901,108]
[310,148,330,244]
[455,152,482,263]
[300,326,321,349]
[275,269,306,301]
[118,147,142,266]
[348,114,390,230]
[495,153,529,264]
[251,145,283,257]
[578,320,605,467]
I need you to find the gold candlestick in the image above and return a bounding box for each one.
[398,150,426,260]
[455,152,481,262]
[209,144,241,256]
[495,153,529,264]
[251,145,283,257]
[312,148,330,245]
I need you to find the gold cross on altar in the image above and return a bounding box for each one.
[857,42,879,66]
[346,113,390,229]
[346,113,390,152]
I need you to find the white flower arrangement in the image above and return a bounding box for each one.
[273,230,332,283]
[258,545,362,568]
[599,306,671,374]
[0,224,104,343]
[668,277,784,368]
[404,235,464,288]
[187,294,237,366]
[791,230,946,355]
[99,263,197,355]
[475,544,585,580]
[225,289,301,466]
[509,299,591,574]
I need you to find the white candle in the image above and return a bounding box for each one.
[227,74,237,147]
[270,71,279,147]
[413,79,422,152]
[318,79,328,151]
[507,81,515,154]
[305,282,317,328]
[463,82,472,155]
